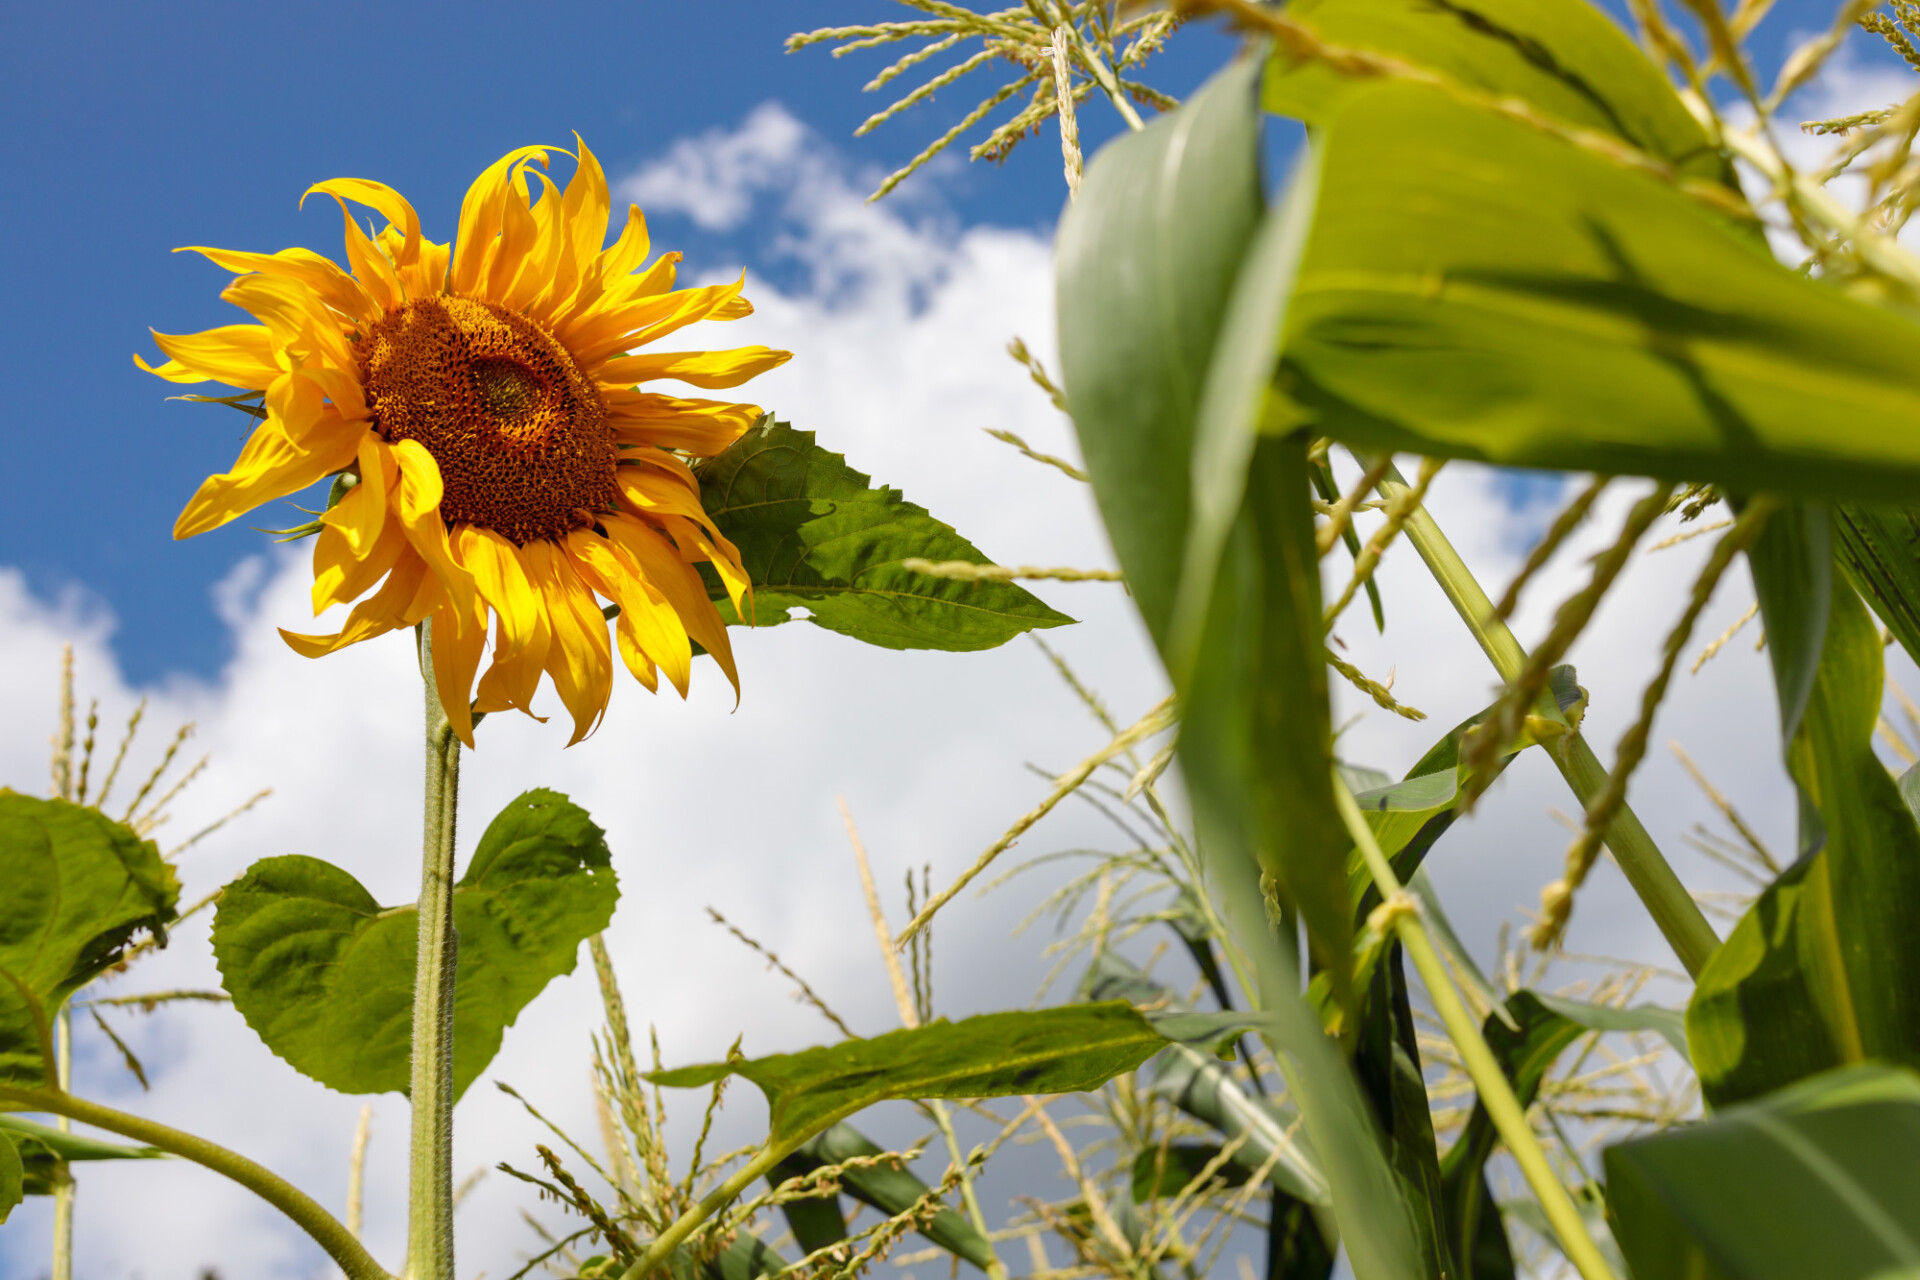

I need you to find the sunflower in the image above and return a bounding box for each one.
[140,141,790,746]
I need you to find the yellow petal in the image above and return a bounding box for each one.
[389,439,477,617]
[566,276,748,367]
[601,517,733,696]
[482,156,548,302]
[563,136,612,268]
[280,552,430,657]
[431,595,491,748]
[304,190,404,311]
[450,146,554,296]
[567,529,692,697]
[606,391,762,456]
[597,345,791,391]
[311,514,407,614]
[179,245,381,326]
[306,178,422,270]
[174,418,362,539]
[221,274,358,371]
[523,541,612,743]
[453,524,544,658]
[138,325,280,388]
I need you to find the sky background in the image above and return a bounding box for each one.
[3,3,1917,1278]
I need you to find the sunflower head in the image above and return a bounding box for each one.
[140,140,791,746]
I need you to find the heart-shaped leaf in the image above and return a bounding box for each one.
[0,792,179,1087]
[213,789,616,1098]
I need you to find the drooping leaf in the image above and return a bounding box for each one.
[1690,577,1920,1105]
[0,1115,164,1196]
[1747,504,1833,768]
[1606,1063,1920,1279]
[1276,81,1920,503]
[650,1003,1162,1149]
[212,789,616,1098]
[0,793,179,1087]
[1264,0,1730,186]
[0,1129,21,1225]
[777,1122,996,1271]
[693,418,1072,651]
[1057,52,1422,1279]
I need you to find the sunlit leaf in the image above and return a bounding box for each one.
[1277,82,1920,502]
[695,417,1072,651]
[212,789,616,1098]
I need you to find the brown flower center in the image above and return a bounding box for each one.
[355,296,616,545]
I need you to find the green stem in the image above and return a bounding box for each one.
[1372,460,1722,977]
[1331,782,1619,1280]
[619,1141,797,1280]
[51,1009,72,1280]
[410,620,463,1280]
[0,1084,391,1280]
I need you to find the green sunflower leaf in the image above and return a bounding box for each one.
[693,417,1074,651]
[0,1128,21,1225]
[0,793,179,1088]
[212,789,616,1099]
[648,1002,1162,1149]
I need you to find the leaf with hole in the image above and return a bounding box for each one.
[212,789,616,1098]
[694,417,1072,651]
[0,793,179,1087]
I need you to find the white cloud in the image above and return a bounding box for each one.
[2,93,1893,1279]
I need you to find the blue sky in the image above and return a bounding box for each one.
[3,0,1879,685]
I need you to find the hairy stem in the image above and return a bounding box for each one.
[1370,459,1721,977]
[410,620,463,1280]
[0,1084,391,1280]
[1332,782,1619,1280]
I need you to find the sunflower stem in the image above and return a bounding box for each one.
[409,619,462,1280]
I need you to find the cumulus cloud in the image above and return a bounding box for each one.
[1,91,1890,1279]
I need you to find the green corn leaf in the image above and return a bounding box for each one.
[0,793,179,1087]
[1353,946,1454,1280]
[1606,1063,1920,1279]
[1275,81,1920,503]
[693,417,1072,651]
[649,1002,1160,1150]
[1264,0,1728,186]
[780,1123,996,1271]
[1130,1142,1251,1203]
[212,789,616,1098]
[1690,578,1920,1105]
[1056,51,1423,1279]
[1833,501,1920,670]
